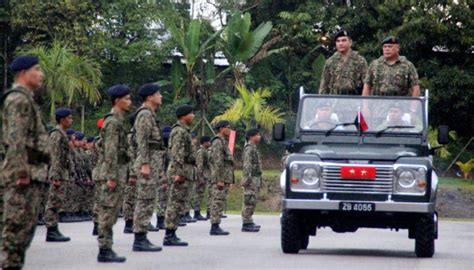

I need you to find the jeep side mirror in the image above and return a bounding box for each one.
[437,125,449,145]
[273,123,285,142]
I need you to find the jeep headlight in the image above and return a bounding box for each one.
[394,167,426,195]
[289,163,322,192]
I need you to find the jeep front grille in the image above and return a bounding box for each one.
[322,165,394,194]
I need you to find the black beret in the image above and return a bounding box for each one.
[128,113,136,126]
[74,131,85,140]
[107,85,130,98]
[138,83,160,99]
[66,129,75,136]
[176,104,194,118]
[382,36,399,45]
[86,136,95,143]
[9,55,39,72]
[213,120,230,130]
[191,131,197,138]
[162,126,172,139]
[55,107,72,119]
[334,30,349,41]
[200,135,211,144]
[245,128,260,139]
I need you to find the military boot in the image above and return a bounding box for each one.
[133,232,162,252]
[183,212,197,223]
[206,210,210,220]
[97,248,126,263]
[242,223,260,232]
[148,222,160,232]
[46,225,71,242]
[156,216,166,230]
[210,223,230,236]
[221,214,228,218]
[194,210,207,221]
[37,214,46,226]
[92,222,99,236]
[123,219,133,234]
[251,222,261,229]
[163,229,188,246]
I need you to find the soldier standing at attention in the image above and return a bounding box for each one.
[163,105,195,246]
[132,83,165,252]
[2,55,51,269]
[96,85,132,263]
[319,30,368,95]
[182,132,198,223]
[91,119,104,235]
[193,135,211,221]
[122,114,138,234]
[241,129,263,233]
[155,125,172,230]
[44,108,73,242]
[209,120,234,236]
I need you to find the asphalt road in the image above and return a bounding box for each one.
[22,215,473,270]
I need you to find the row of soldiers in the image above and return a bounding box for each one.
[0,56,264,268]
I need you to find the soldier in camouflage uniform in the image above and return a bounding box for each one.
[182,132,198,223]
[155,125,172,229]
[44,108,73,242]
[71,131,88,221]
[319,30,368,95]
[91,119,104,235]
[123,114,138,234]
[96,85,132,263]
[163,105,195,246]
[131,83,165,252]
[241,129,263,232]
[1,56,51,269]
[84,136,96,218]
[193,135,211,221]
[209,120,234,236]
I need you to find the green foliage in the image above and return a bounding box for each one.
[428,126,457,159]
[456,159,474,180]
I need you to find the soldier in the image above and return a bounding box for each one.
[71,131,88,221]
[193,135,211,221]
[84,136,96,218]
[44,108,73,242]
[123,113,138,234]
[181,132,198,223]
[209,120,234,236]
[163,104,195,246]
[2,55,51,269]
[362,36,420,97]
[155,125,172,229]
[376,102,411,130]
[96,85,132,263]
[131,83,165,252]
[241,128,263,232]
[91,119,104,235]
[319,30,368,95]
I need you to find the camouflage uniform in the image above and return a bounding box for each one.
[92,136,104,224]
[185,142,198,215]
[97,109,129,250]
[156,149,170,218]
[209,136,234,225]
[241,142,262,224]
[44,127,70,228]
[84,148,95,214]
[123,130,137,223]
[319,51,368,95]
[1,85,50,268]
[133,106,166,233]
[164,121,195,230]
[194,146,210,212]
[71,148,87,214]
[364,56,419,96]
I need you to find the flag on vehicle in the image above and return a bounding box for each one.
[354,109,369,132]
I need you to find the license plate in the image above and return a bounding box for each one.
[340,166,376,180]
[339,202,375,212]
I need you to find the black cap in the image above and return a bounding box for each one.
[9,55,39,72]
[138,83,160,99]
[66,129,75,136]
[107,85,130,98]
[213,120,230,130]
[191,131,197,138]
[334,30,349,41]
[200,135,211,144]
[74,131,85,140]
[176,104,194,118]
[245,128,260,139]
[86,136,95,143]
[382,36,399,45]
[55,107,72,119]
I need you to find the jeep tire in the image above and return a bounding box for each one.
[414,213,436,258]
[281,210,302,253]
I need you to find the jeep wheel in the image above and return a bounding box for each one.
[414,213,436,258]
[301,234,309,250]
[281,210,302,254]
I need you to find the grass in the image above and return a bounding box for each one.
[438,177,474,189]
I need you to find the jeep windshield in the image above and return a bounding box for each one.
[299,96,424,134]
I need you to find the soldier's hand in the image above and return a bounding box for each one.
[129,176,137,185]
[16,176,31,188]
[217,181,225,189]
[52,179,61,189]
[107,179,117,191]
[141,164,151,179]
[173,175,185,183]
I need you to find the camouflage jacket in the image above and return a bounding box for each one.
[242,142,262,188]
[196,146,211,180]
[127,130,138,178]
[167,121,195,180]
[319,50,368,95]
[100,109,129,181]
[134,105,165,166]
[72,148,88,185]
[48,126,70,181]
[364,56,419,96]
[91,136,103,181]
[1,85,50,184]
[210,136,234,184]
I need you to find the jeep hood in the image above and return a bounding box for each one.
[301,144,421,161]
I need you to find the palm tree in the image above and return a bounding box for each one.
[25,42,102,121]
[212,84,285,135]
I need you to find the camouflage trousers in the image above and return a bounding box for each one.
[65,181,83,213]
[92,180,105,224]
[192,177,207,211]
[122,181,137,221]
[80,185,95,213]
[206,180,212,213]
[0,181,4,241]
[155,180,169,217]
[165,179,189,230]
[209,183,230,224]
[2,180,48,268]
[97,167,126,249]
[184,180,196,214]
[44,181,67,228]
[241,186,258,224]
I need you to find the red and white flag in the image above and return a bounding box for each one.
[354,109,369,132]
